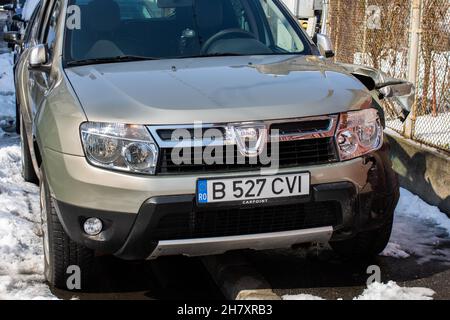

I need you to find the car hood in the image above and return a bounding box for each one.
[65,55,372,125]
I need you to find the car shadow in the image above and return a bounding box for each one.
[51,256,224,300]
[246,243,450,299]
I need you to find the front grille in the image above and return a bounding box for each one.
[157,127,226,141]
[271,119,331,135]
[150,201,342,241]
[158,137,338,175]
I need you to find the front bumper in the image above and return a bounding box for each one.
[49,144,399,260]
[55,182,354,260]
[44,147,371,214]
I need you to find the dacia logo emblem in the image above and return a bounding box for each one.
[231,123,267,158]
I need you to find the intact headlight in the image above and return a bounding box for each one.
[336,109,383,160]
[80,122,159,174]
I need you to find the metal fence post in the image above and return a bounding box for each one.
[404,0,422,139]
[321,0,330,34]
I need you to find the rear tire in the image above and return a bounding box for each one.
[20,115,38,184]
[40,168,95,291]
[330,218,393,261]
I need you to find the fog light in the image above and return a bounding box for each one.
[83,218,103,236]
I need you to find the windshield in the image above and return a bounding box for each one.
[64,0,313,64]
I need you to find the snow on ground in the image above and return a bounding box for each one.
[0,52,55,300]
[0,137,55,300]
[380,243,410,259]
[0,53,15,131]
[0,53,14,94]
[381,188,450,265]
[353,281,435,300]
[282,281,436,300]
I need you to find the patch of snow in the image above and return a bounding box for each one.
[380,243,410,259]
[282,281,435,300]
[0,275,56,300]
[381,188,450,265]
[0,53,15,126]
[282,294,325,300]
[354,281,435,300]
[0,141,55,300]
[396,188,450,235]
[0,53,14,94]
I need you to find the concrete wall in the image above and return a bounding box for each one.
[386,129,450,216]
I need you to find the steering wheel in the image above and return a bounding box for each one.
[201,28,256,54]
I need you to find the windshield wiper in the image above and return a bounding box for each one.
[66,55,160,67]
[177,52,247,59]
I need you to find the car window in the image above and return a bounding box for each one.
[35,0,53,42]
[42,0,61,54]
[23,2,41,42]
[261,0,304,52]
[64,0,312,63]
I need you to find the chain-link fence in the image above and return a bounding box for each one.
[326,0,450,152]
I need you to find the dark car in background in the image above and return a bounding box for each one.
[1,0,26,48]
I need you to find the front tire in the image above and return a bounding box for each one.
[330,218,394,261]
[40,168,95,291]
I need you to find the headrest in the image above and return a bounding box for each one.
[85,0,121,33]
[194,0,223,30]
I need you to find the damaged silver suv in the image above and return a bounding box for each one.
[7,0,413,290]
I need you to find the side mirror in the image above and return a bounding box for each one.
[2,4,15,11]
[29,44,51,73]
[314,33,335,58]
[378,82,414,98]
[3,31,20,44]
[378,81,415,113]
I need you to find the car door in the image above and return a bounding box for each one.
[27,0,61,128]
[15,0,47,129]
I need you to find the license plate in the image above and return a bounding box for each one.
[196,173,310,205]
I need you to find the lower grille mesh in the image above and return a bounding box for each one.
[150,201,342,241]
